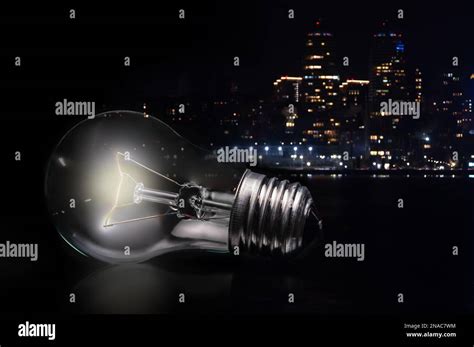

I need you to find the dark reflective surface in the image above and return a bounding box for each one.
[1,174,472,315]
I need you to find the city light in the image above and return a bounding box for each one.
[159,18,471,173]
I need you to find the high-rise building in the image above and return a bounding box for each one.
[415,68,422,103]
[407,68,434,166]
[436,70,472,143]
[301,20,340,114]
[368,22,409,166]
[273,76,302,136]
[273,76,302,104]
[340,79,370,109]
[339,79,370,159]
[300,20,341,151]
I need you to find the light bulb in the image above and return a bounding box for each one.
[45,111,322,263]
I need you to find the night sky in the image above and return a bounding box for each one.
[0,2,473,105]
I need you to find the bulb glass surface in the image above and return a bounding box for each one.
[45,111,240,263]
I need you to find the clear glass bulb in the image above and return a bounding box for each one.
[45,111,322,263]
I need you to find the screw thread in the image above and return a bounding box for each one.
[229,170,318,256]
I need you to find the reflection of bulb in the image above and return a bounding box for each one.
[45,111,322,263]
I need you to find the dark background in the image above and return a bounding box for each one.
[0,1,473,345]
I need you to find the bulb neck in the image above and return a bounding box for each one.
[229,170,322,257]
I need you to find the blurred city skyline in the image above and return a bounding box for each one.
[2,3,473,170]
[117,10,474,171]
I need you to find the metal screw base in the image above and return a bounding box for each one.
[229,170,321,256]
